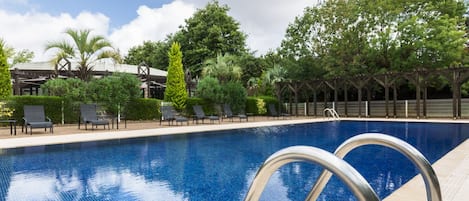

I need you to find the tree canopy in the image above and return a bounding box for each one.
[280,0,467,78]
[174,0,248,77]
[202,53,242,84]
[124,40,170,71]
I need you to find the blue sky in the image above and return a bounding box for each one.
[0,0,317,61]
[1,0,173,28]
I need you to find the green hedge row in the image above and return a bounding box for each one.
[246,96,279,115]
[2,95,278,124]
[186,96,278,116]
[185,97,219,115]
[2,96,162,124]
[125,98,161,120]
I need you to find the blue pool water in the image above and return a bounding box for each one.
[0,121,468,201]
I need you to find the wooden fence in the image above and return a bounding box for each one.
[285,98,469,118]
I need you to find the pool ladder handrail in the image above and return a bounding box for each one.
[306,133,441,201]
[244,133,441,201]
[243,146,380,201]
[324,108,340,119]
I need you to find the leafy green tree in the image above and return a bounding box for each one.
[10,49,34,66]
[262,64,288,99]
[222,81,247,113]
[124,40,170,70]
[45,28,122,81]
[41,78,88,103]
[196,76,223,103]
[202,53,242,84]
[88,73,141,114]
[0,40,34,66]
[164,42,188,111]
[237,53,267,86]
[0,40,12,98]
[175,0,248,76]
[280,0,467,77]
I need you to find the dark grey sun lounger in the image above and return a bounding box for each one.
[160,105,188,126]
[223,104,247,122]
[79,104,110,130]
[23,105,53,134]
[268,104,290,119]
[193,105,220,124]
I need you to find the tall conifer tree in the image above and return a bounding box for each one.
[164,42,188,111]
[0,40,12,98]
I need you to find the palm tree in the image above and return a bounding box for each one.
[246,77,260,96]
[262,64,288,107]
[262,64,287,86]
[45,29,121,81]
[202,53,242,83]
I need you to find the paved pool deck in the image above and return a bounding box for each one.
[0,117,467,200]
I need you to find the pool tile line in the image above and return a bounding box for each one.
[0,119,329,149]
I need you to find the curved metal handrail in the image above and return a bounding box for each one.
[306,133,441,201]
[324,108,340,119]
[244,146,380,201]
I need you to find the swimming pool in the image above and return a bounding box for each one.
[0,121,467,200]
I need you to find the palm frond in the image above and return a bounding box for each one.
[97,50,122,63]
[45,41,75,56]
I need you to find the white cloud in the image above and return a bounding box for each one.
[183,0,318,54]
[109,0,195,57]
[0,0,318,62]
[0,9,109,61]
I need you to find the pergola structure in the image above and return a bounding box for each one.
[279,67,469,119]
[10,59,167,99]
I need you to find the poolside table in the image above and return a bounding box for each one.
[0,119,17,135]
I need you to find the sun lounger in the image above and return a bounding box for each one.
[23,105,53,134]
[79,104,110,130]
[268,104,290,119]
[223,104,247,122]
[193,105,220,124]
[160,105,188,126]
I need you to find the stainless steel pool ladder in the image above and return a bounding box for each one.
[324,108,340,119]
[244,133,441,201]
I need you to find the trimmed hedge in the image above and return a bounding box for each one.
[3,96,161,125]
[246,96,278,115]
[257,96,278,106]
[246,97,258,114]
[185,97,219,115]
[4,95,278,124]
[125,98,161,120]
